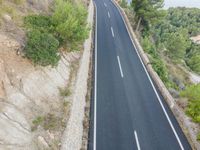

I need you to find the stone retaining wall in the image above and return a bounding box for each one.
[60,1,94,150]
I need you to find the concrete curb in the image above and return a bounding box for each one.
[112,1,200,149]
[60,1,94,150]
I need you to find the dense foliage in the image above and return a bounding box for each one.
[24,0,88,66]
[25,30,60,66]
[130,0,200,140]
[141,36,169,85]
[119,0,128,8]
[181,84,200,123]
[167,8,200,36]
[154,7,200,66]
[186,43,200,74]
[131,0,166,29]
[52,0,88,48]
[24,15,52,32]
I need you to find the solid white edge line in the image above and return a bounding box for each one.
[104,2,107,7]
[134,130,141,150]
[108,11,110,18]
[111,0,185,150]
[111,27,115,37]
[117,56,124,78]
[94,2,97,150]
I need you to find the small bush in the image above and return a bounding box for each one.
[120,0,128,8]
[186,55,200,74]
[24,0,89,66]
[43,113,63,130]
[186,99,200,123]
[31,116,44,131]
[59,87,71,97]
[32,114,63,131]
[181,84,200,123]
[186,43,200,74]
[197,132,200,141]
[141,36,170,86]
[25,30,60,66]
[24,15,52,32]
[32,116,43,125]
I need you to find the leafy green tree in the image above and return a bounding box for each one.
[167,8,200,36]
[52,0,88,49]
[131,0,166,30]
[165,31,189,60]
[25,30,60,66]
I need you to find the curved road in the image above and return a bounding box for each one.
[89,0,192,149]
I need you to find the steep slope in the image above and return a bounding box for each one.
[0,0,89,149]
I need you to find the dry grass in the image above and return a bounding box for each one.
[59,88,71,97]
[31,113,65,131]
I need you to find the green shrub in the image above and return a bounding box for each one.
[151,58,169,84]
[59,87,71,97]
[31,116,44,131]
[181,84,200,123]
[52,0,88,49]
[32,116,44,126]
[186,99,200,123]
[181,84,200,100]
[141,36,170,86]
[120,0,127,8]
[25,30,60,66]
[32,114,63,131]
[186,44,200,74]
[24,0,89,66]
[197,132,200,141]
[24,15,52,32]
[186,55,200,74]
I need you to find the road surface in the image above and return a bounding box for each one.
[89,0,192,149]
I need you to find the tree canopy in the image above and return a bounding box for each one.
[52,0,88,48]
[131,0,166,28]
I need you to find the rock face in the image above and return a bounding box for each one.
[0,34,80,149]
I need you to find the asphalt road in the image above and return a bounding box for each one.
[88,0,192,149]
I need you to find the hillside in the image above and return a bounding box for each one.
[0,0,89,149]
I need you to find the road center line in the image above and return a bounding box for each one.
[134,130,141,150]
[104,2,107,7]
[117,56,124,78]
[108,11,110,18]
[111,27,115,37]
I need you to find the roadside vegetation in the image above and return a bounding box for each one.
[24,0,88,66]
[32,113,64,131]
[181,84,200,123]
[120,0,200,141]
